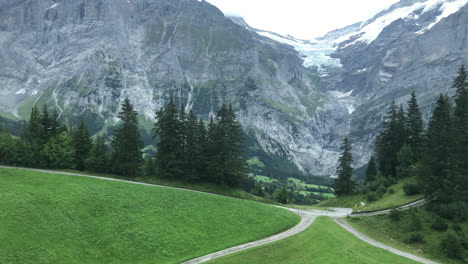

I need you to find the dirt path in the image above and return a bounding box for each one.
[349,199,428,217]
[333,218,438,264]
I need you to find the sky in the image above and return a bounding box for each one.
[205,0,401,40]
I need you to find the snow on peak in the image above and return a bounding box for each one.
[342,0,468,47]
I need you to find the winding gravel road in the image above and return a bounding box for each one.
[0,166,436,263]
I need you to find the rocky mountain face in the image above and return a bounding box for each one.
[0,0,467,177]
[247,0,468,174]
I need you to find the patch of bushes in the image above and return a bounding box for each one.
[408,210,422,231]
[440,231,464,259]
[431,217,448,231]
[403,180,420,195]
[389,209,401,221]
[430,201,468,221]
[406,232,424,244]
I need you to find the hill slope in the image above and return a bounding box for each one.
[0,168,299,263]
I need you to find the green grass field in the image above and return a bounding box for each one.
[254,175,278,184]
[347,209,468,264]
[319,178,423,212]
[209,216,419,264]
[0,168,300,264]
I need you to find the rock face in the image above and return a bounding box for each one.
[0,0,467,177]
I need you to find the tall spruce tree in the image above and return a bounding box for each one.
[396,144,414,179]
[155,97,184,179]
[183,110,201,181]
[87,135,110,173]
[40,104,52,143]
[406,92,424,160]
[111,98,144,179]
[452,65,468,202]
[50,109,61,138]
[365,156,377,184]
[74,119,92,171]
[376,102,403,178]
[208,105,247,187]
[420,95,457,202]
[24,105,43,144]
[334,137,356,196]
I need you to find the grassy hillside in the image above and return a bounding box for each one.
[0,168,300,264]
[347,208,468,264]
[319,177,423,212]
[209,216,419,264]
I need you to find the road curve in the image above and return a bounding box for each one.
[333,218,438,264]
[349,199,428,217]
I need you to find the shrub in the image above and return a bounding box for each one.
[366,192,378,203]
[406,232,424,244]
[389,209,401,221]
[432,201,468,221]
[376,186,387,197]
[383,177,396,188]
[440,232,463,259]
[388,188,395,194]
[431,217,448,231]
[409,212,422,231]
[403,181,420,195]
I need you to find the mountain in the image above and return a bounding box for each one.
[0,0,345,177]
[250,0,468,172]
[0,0,467,177]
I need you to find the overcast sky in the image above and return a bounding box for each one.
[205,0,401,40]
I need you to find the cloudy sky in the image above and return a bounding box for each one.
[205,0,400,40]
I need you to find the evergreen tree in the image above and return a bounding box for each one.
[50,109,62,138]
[365,156,377,184]
[333,137,356,196]
[196,118,208,178]
[111,98,144,179]
[396,144,414,179]
[87,135,110,173]
[22,105,44,167]
[24,105,43,144]
[420,95,457,202]
[40,104,52,143]
[208,105,247,187]
[155,97,184,179]
[452,65,468,202]
[183,110,201,181]
[406,92,424,160]
[73,119,92,171]
[376,102,404,178]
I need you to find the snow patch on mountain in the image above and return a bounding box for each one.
[342,0,468,47]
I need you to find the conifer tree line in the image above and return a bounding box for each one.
[363,65,468,210]
[0,97,247,187]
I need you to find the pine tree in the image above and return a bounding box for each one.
[87,135,110,173]
[111,98,144,179]
[183,110,201,181]
[40,104,52,143]
[22,105,44,167]
[396,144,414,179]
[376,102,402,178]
[73,119,92,171]
[50,109,61,138]
[155,97,184,179]
[333,137,356,196]
[406,92,424,161]
[23,105,43,144]
[452,65,468,202]
[420,95,457,202]
[365,156,377,184]
[208,105,247,187]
